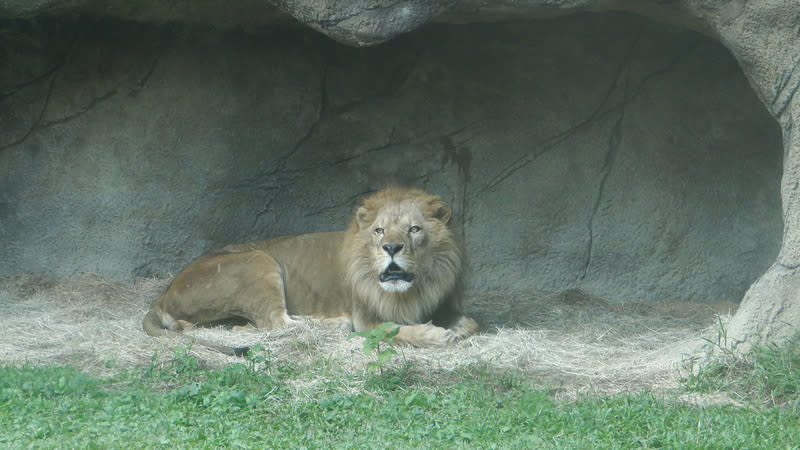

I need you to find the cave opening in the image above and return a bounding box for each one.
[0,9,789,389]
[0,12,783,327]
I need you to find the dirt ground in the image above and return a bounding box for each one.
[0,273,736,400]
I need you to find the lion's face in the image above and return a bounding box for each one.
[369,205,428,293]
[345,187,462,302]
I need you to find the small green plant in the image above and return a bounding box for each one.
[168,344,203,375]
[683,317,741,388]
[349,322,400,375]
[244,344,271,374]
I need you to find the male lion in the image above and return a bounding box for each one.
[143,187,478,355]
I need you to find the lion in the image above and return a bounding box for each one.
[143,187,479,355]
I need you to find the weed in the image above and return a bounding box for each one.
[243,344,271,374]
[349,322,400,375]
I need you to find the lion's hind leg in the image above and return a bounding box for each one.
[213,249,299,330]
[162,249,297,331]
[231,323,259,333]
[289,314,354,331]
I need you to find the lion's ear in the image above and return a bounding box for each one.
[430,199,452,225]
[356,206,372,229]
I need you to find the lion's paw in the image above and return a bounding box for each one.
[443,317,479,343]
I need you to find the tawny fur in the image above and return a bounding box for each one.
[143,187,478,354]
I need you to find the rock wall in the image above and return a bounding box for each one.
[0,13,782,306]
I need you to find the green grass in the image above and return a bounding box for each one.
[683,326,800,410]
[1,343,800,449]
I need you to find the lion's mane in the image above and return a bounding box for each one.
[342,187,463,325]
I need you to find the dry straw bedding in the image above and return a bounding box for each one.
[0,274,733,398]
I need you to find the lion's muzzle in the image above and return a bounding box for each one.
[379,262,414,283]
[379,262,415,293]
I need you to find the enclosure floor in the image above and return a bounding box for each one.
[0,274,734,399]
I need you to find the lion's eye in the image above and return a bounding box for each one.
[408,225,421,234]
[374,227,384,236]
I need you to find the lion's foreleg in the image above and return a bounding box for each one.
[353,307,477,347]
[393,323,450,347]
[392,317,478,347]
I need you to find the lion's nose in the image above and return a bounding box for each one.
[382,243,404,257]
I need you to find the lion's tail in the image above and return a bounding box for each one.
[142,309,249,357]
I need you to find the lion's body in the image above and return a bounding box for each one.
[143,187,478,353]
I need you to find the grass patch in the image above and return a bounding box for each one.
[1,345,799,448]
[683,324,800,409]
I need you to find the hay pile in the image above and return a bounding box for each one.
[0,274,733,398]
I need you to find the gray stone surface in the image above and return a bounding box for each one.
[1,14,782,315]
[684,0,800,346]
[270,0,455,46]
